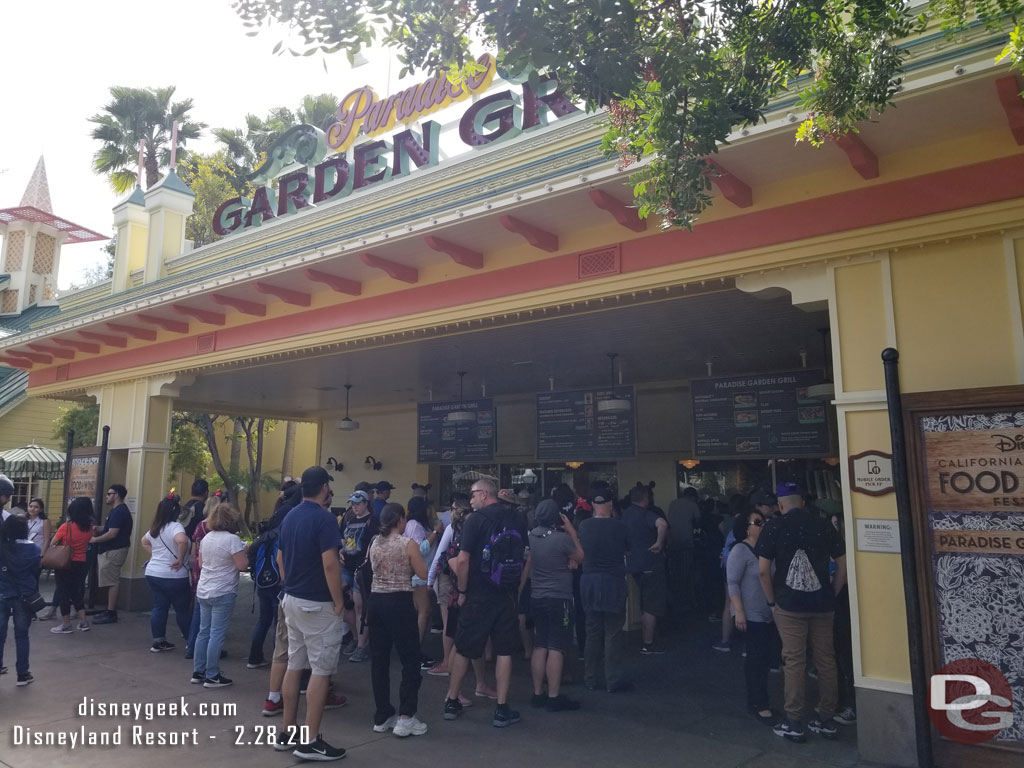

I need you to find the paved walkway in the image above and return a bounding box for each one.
[0,574,889,768]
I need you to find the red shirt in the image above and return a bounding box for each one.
[56,521,93,562]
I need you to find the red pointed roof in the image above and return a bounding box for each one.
[0,156,106,243]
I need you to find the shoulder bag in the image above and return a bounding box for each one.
[40,522,74,570]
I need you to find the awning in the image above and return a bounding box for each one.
[0,443,66,479]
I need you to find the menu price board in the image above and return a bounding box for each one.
[417,399,495,463]
[536,386,636,461]
[691,370,830,458]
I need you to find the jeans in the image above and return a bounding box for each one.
[57,561,89,617]
[185,598,201,655]
[773,607,838,722]
[367,591,422,723]
[193,593,237,679]
[583,609,625,690]
[0,596,31,676]
[249,587,280,664]
[146,576,192,642]
[743,620,778,711]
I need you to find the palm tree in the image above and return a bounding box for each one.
[89,86,205,194]
[214,108,297,192]
[296,93,340,132]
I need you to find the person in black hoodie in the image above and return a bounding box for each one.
[0,515,41,686]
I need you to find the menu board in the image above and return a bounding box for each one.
[417,399,495,463]
[536,386,636,461]
[691,370,830,458]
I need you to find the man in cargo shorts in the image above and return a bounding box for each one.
[275,466,347,761]
[91,484,132,624]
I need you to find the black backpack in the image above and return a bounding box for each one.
[355,535,377,632]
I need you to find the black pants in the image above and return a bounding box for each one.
[572,570,585,655]
[57,561,89,617]
[368,591,422,724]
[833,586,855,709]
[744,620,778,711]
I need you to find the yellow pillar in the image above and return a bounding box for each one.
[88,374,192,610]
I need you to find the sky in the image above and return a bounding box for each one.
[0,0,401,288]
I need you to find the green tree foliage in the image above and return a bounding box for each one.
[52,403,99,448]
[213,94,339,188]
[232,0,1017,228]
[89,86,205,194]
[177,151,248,247]
[169,413,212,481]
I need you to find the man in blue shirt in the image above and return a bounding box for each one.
[276,466,347,762]
[90,484,133,625]
[371,481,393,518]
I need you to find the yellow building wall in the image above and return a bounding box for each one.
[833,233,1024,689]
[0,395,72,517]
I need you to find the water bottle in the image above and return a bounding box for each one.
[481,544,492,573]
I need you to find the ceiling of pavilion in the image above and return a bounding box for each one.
[174,287,830,419]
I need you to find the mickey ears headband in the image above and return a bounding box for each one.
[633,480,656,489]
[411,483,432,491]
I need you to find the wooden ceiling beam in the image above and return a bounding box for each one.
[107,322,157,341]
[6,349,52,364]
[996,75,1024,145]
[588,190,647,232]
[0,355,34,369]
[50,338,101,354]
[255,282,311,307]
[706,160,753,208]
[423,236,484,269]
[172,304,227,326]
[834,133,879,180]
[211,294,268,316]
[303,268,362,295]
[28,343,74,359]
[79,330,128,348]
[359,253,419,283]
[137,313,189,334]
[499,215,559,252]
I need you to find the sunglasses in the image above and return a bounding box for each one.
[748,520,764,527]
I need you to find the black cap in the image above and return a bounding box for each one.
[592,490,614,504]
[751,491,777,507]
[301,466,334,487]
[375,480,395,492]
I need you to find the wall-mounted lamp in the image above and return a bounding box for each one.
[823,457,840,467]
[565,461,584,469]
[678,459,700,469]
[364,455,383,471]
[325,457,343,471]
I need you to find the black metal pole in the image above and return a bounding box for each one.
[881,348,934,768]
[87,426,111,609]
[60,429,74,523]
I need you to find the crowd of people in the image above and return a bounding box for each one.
[0,467,856,759]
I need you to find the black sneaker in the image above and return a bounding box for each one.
[443,697,463,721]
[773,719,807,743]
[807,717,838,739]
[545,694,581,712]
[203,674,233,688]
[151,640,175,653]
[640,644,666,655]
[293,735,347,761]
[607,681,635,694]
[530,693,547,708]
[273,728,300,751]
[492,704,521,728]
[16,672,33,687]
[419,655,435,671]
[190,672,205,685]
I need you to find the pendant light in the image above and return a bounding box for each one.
[597,352,632,413]
[336,384,360,431]
[446,371,477,424]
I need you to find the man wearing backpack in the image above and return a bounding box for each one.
[443,478,528,728]
[756,482,846,744]
[247,523,281,669]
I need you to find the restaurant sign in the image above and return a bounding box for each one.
[214,55,580,236]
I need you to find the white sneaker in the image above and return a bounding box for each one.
[392,716,427,737]
[372,715,398,733]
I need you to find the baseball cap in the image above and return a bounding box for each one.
[375,481,395,492]
[301,466,334,487]
[497,488,518,504]
[775,481,803,498]
[751,490,777,507]
[348,490,370,504]
[592,490,614,504]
